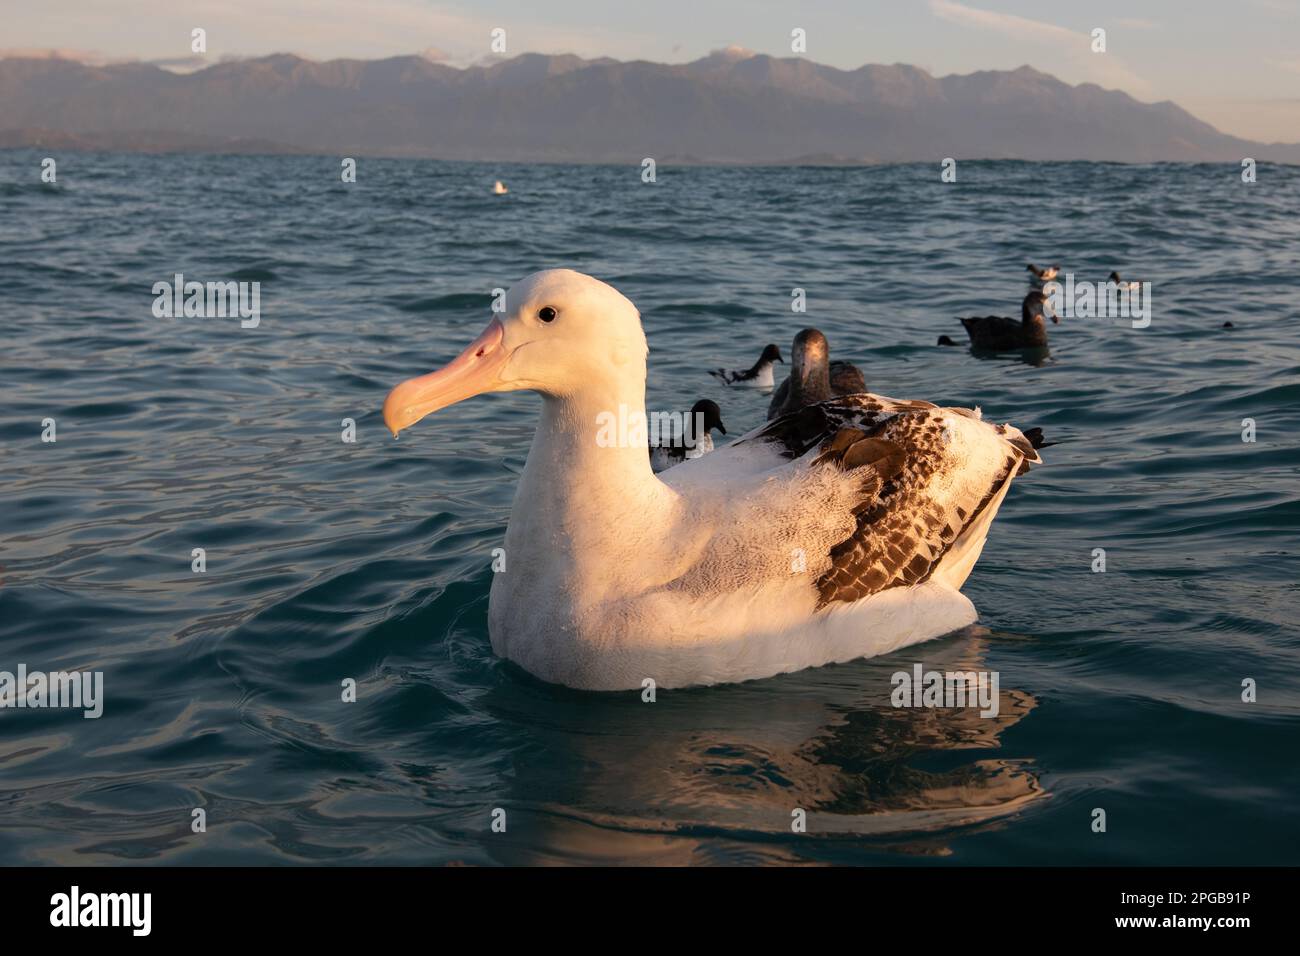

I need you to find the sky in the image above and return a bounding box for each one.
[4,0,1298,141]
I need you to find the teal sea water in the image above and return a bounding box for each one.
[1,152,1298,865]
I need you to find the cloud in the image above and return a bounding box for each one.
[3,0,653,69]
[0,47,112,64]
[1247,0,1297,13]
[145,54,210,70]
[928,0,1154,98]
[0,46,206,71]
[710,45,756,60]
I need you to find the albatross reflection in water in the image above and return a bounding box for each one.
[471,626,1045,864]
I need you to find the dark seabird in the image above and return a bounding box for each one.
[767,328,866,420]
[1107,271,1142,292]
[958,291,1058,351]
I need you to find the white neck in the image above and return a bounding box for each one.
[505,372,681,597]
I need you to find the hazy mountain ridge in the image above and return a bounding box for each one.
[2,50,1295,164]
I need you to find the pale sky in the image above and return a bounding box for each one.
[5,0,1298,141]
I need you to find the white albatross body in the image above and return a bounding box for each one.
[383,270,1042,690]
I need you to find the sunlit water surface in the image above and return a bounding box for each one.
[1,152,1298,864]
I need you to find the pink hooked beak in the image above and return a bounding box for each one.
[383,318,508,436]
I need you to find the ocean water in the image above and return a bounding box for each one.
[1,151,1298,866]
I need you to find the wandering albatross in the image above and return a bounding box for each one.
[383,270,1045,690]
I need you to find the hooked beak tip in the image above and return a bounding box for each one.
[382,318,507,436]
[382,406,406,438]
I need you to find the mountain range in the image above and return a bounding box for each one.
[2,48,1296,164]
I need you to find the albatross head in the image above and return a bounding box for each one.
[383,269,647,436]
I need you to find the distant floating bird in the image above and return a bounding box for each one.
[650,399,727,473]
[958,291,1058,351]
[381,268,1046,689]
[708,343,784,388]
[768,328,866,420]
[1026,263,1060,282]
[937,335,960,347]
[1107,271,1141,292]
[493,180,508,195]
[1222,321,1235,329]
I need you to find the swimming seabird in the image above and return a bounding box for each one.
[958,291,1058,351]
[767,328,866,420]
[1026,263,1060,282]
[649,399,727,473]
[382,269,1045,690]
[1107,271,1141,292]
[708,343,784,388]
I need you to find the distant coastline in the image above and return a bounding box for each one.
[4,134,1297,169]
[3,51,1298,165]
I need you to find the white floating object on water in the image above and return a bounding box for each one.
[492,180,508,195]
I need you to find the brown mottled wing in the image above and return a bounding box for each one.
[743,393,938,460]
[999,423,1045,474]
[811,409,1023,608]
[728,393,1040,606]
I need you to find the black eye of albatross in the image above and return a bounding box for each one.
[538,306,557,323]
